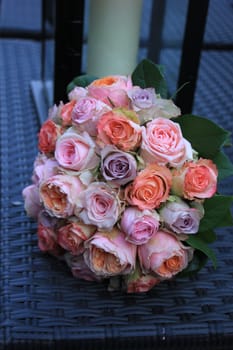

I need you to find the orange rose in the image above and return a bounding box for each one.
[125,164,172,210]
[38,119,61,154]
[172,158,218,200]
[97,110,142,151]
[60,99,76,126]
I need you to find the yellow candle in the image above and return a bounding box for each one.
[87,0,142,76]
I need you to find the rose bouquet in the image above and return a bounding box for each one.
[23,59,233,293]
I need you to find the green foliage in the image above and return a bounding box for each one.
[174,114,231,158]
[131,59,168,98]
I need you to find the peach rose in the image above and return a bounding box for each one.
[40,174,84,218]
[124,264,160,293]
[172,158,218,200]
[97,110,142,151]
[38,119,62,154]
[84,228,137,278]
[58,221,96,255]
[60,100,76,126]
[88,75,132,107]
[140,117,193,167]
[125,164,172,210]
[138,230,193,279]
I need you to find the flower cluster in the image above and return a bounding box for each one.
[23,66,230,293]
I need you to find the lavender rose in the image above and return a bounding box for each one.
[22,184,42,219]
[100,145,137,186]
[121,207,160,245]
[75,182,121,230]
[84,228,137,278]
[160,198,203,234]
[127,87,156,110]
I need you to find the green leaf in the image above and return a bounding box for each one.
[174,115,231,158]
[213,151,233,180]
[195,230,217,243]
[199,195,233,232]
[131,59,168,98]
[178,250,208,277]
[186,235,217,268]
[66,74,98,94]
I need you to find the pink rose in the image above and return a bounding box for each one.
[40,174,84,218]
[121,207,160,245]
[124,264,160,293]
[125,164,172,210]
[172,158,218,200]
[38,119,62,154]
[68,86,87,101]
[138,230,193,279]
[65,253,102,281]
[55,128,99,171]
[22,184,42,219]
[100,145,137,186]
[97,110,142,152]
[88,75,132,107]
[72,97,110,136]
[58,221,96,255]
[84,228,137,277]
[75,182,120,230]
[37,223,63,256]
[32,154,59,184]
[140,117,193,167]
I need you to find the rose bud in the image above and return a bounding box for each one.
[121,206,160,245]
[138,230,193,279]
[84,227,137,278]
[100,145,137,186]
[40,174,84,218]
[59,99,76,126]
[160,198,204,234]
[68,86,87,101]
[58,221,96,255]
[172,158,218,200]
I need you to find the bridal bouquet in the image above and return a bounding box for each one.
[23,59,233,293]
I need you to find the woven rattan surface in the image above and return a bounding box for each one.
[1,39,233,350]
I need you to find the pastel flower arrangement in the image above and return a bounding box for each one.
[23,59,233,293]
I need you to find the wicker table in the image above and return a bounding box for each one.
[1,39,233,350]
